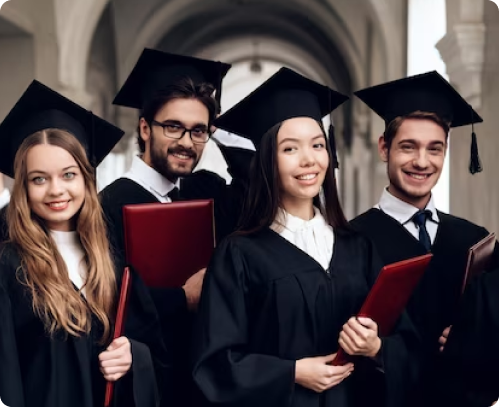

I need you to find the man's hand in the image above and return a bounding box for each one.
[183,268,206,311]
[439,326,452,352]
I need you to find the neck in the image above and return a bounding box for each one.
[281,196,314,221]
[387,184,431,210]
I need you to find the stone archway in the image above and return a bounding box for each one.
[55,0,109,106]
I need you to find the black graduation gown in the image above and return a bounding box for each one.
[99,178,191,407]
[350,208,499,406]
[192,228,420,407]
[437,269,499,407]
[0,204,8,242]
[0,242,169,407]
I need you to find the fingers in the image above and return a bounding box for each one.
[321,353,338,363]
[338,330,358,355]
[356,317,378,331]
[99,337,132,381]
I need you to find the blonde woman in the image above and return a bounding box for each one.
[0,81,168,407]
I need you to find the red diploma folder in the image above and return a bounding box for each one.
[122,200,215,288]
[104,266,132,407]
[461,232,496,294]
[332,254,432,366]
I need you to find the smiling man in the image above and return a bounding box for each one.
[350,71,498,407]
[99,48,231,407]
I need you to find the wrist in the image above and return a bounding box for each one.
[368,337,382,358]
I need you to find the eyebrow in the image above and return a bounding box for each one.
[27,165,79,176]
[278,134,326,145]
[398,139,445,146]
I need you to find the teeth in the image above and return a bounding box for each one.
[173,153,191,160]
[409,173,429,180]
[297,174,317,180]
[49,202,67,208]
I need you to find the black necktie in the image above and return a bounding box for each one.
[168,187,180,202]
[412,210,432,251]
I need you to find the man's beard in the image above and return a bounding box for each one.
[150,136,199,182]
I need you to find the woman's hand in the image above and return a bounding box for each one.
[439,326,452,352]
[99,336,132,381]
[339,317,382,358]
[295,353,354,393]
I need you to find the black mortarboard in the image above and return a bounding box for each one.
[113,48,232,110]
[355,70,484,174]
[0,80,125,178]
[214,67,349,168]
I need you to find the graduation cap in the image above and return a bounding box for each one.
[214,67,349,168]
[113,48,232,110]
[0,80,125,178]
[355,70,484,174]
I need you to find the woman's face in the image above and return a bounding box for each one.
[26,144,85,231]
[276,117,329,206]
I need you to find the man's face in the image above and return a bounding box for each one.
[140,98,209,182]
[379,118,447,208]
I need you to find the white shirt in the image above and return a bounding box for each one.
[123,156,180,203]
[50,230,87,296]
[0,189,10,209]
[271,207,334,271]
[375,188,440,244]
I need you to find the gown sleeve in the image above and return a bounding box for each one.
[191,238,295,407]
[437,268,499,407]
[357,237,422,407]
[113,265,173,407]
[0,251,26,407]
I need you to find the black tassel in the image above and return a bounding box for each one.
[328,123,339,169]
[469,131,482,174]
[215,62,223,114]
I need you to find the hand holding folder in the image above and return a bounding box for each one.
[104,266,132,407]
[332,254,432,366]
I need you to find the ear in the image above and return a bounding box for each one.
[139,118,151,144]
[378,135,389,162]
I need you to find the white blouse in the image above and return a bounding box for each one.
[50,230,87,296]
[271,207,334,271]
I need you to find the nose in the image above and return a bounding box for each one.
[177,130,194,149]
[48,179,64,196]
[413,148,430,169]
[299,147,316,167]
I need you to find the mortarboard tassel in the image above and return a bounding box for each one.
[215,62,223,114]
[469,130,482,174]
[328,123,339,169]
[469,112,483,175]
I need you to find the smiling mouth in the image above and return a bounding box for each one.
[296,173,318,180]
[46,201,69,209]
[405,172,432,180]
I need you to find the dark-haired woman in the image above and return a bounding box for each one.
[191,68,420,407]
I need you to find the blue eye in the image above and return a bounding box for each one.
[63,172,76,179]
[32,177,46,185]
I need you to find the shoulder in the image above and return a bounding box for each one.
[438,211,489,237]
[99,178,150,208]
[349,208,380,230]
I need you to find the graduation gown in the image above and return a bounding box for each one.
[192,228,420,407]
[350,209,499,405]
[437,269,499,407]
[0,242,169,407]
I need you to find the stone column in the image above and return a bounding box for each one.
[437,0,499,233]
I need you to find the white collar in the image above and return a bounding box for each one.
[271,207,327,233]
[378,188,440,225]
[129,155,179,198]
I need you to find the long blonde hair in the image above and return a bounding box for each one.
[7,129,116,340]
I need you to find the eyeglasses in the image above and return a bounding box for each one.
[151,120,211,144]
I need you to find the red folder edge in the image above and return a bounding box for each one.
[104,266,132,407]
[332,254,432,366]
